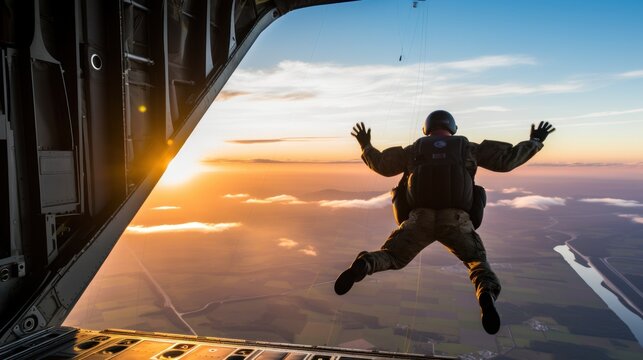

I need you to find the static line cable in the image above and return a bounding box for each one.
[408,1,430,143]
[398,0,420,62]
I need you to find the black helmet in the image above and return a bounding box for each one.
[423,110,457,135]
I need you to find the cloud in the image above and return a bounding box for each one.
[217,90,251,100]
[618,214,643,224]
[214,57,585,127]
[437,55,536,72]
[489,195,566,210]
[319,193,390,209]
[125,222,242,234]
[244,194,307,205]
[617,70,643,79]
[545,108,643,122]
[501,187,533,194]
[579,198,643,208]
[437,81,584,97]
[204,158,361,164]
[277,238,299,249]
[150,206,181,210]
[225,136,339,144]
[457,106,511,114]
[299,246,318,256]
[277,238,316,255]
[218,90,315,101]
[256,92,316,101]
[223,193,250,198]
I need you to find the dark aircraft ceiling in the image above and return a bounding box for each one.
[275,0,354,13]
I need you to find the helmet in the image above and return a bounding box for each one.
[423,110,457,135]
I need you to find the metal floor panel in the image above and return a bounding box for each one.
[0,327,455,360]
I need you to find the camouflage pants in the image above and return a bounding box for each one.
[361,208,501,300]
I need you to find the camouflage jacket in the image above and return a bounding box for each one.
[361,137,544,177]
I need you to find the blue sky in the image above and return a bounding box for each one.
[246,0,643,72]
[164,0,643,181]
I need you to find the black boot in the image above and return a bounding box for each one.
[479,292,501,334]
[334,252,369,295]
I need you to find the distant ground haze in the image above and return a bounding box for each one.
[65,163,643,358]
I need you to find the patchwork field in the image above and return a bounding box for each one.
[65,164,643,359]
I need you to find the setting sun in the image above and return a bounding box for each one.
[158,156,205,186]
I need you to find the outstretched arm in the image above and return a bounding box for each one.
[351,122,409,177]
[474,122,555,172]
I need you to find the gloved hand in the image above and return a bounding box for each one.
[351,122,371,149]
[530,121,556,143]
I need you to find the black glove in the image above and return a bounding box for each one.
[530,121,556,143]
[351,122,371,149]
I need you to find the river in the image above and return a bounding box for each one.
[554,244,643,346]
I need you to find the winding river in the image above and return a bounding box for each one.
[554,244,643,346]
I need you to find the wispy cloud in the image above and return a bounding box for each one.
[299,245,318,256]
[225,136,338,145]
[457,106,511,114]
[617,70,643,79]
[277,238,299,249]
[204,158,361,164]
[618,214,643,224]
[256,92,316,101]
[150,206,181,210]
[319,193,390,209]
[501,187,533,194]
[436,55,536,73]
[218,90,315,101]
[125,222,242,234]
[579,198,643,208]
[245,194,307,205]
[215,57,586,127]
[489,195,566,210]
[545,108,643,122]
[223,193,250,198]
[437,81,584,98]
[217,90,251,100]
[277,237,316,255]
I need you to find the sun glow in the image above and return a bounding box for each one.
[158,156,204,186]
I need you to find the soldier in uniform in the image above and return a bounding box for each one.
[334,110,555,334]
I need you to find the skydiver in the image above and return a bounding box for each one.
[334,111,555,335]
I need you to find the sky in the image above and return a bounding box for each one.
[160,0,643,183]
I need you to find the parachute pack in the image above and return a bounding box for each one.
[391,136,486,228]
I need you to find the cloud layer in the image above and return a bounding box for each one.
[489,195,566,210]
[238,192,392,209]
[245,194,306,205]
[226,136,338,144]
[319,193,390,209]
[618,70,643,79]
[501,187,533,194]
[276,238,317,256]
[126,222,242,234]
[618,214,643,224]
[223,193,250,198]
[579,198,643,208]
[150,206,181,210]
[299,246,318,256]
[214,56,586,131]
[436,55,536,73]
[277,238,298,249]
